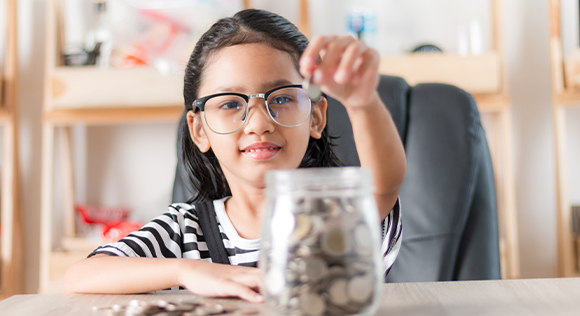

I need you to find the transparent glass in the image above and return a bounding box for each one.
[197,86,312,134]
[260,168,382,316]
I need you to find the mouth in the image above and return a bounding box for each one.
[241,143,282,160]
[242,146,281,153]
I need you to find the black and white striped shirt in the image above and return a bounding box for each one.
[90,197,402,274]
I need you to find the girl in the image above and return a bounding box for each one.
[63,9,406,303]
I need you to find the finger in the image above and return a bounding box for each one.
[223,281,264,303]
[300,36,336,77]
[230,270,263,290]
[335,41,368,84]
[315,36,356,84]
[351,48,380,85]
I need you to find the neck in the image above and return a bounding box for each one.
[223,182,266,239]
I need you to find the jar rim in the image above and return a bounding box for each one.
[265,167,374,193]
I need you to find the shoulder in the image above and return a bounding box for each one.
[168,202,198,218]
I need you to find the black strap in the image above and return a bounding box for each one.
[195,201,231,265]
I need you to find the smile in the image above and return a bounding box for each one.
[244,147,280,153]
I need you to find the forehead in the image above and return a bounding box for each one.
[200,43,302,94]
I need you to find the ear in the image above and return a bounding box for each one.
[187,110,211,153]
[310,98,327,139]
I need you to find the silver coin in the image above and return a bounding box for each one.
[321,228,349,256]
[347,275,374,303]
[322,198,342,217]
[303,76,322,101]
[353,224,372,255]
[327,277,349,306]
[290,214,312,241]
[296,244,313,257]
[298,256,328,282]
[298,292,326,316]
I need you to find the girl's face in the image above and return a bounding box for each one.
[188,43,327,190]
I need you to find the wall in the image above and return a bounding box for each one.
[14,0,576,293]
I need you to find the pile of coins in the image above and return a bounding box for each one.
[92,299,258,316]
[262,197,379,316]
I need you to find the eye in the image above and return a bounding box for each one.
[219,101,243,110]
[270,96,294,104]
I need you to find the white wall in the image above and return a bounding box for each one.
[14,0,578,293]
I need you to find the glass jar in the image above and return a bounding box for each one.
[260,167,382,316]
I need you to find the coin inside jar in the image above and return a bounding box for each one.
[291,214,312,241]
[327,277,349,306]
[298,292,326,316]
[353,224,372,255]
[303,76,322,101]
[298,256,328,282]
[322,228,349,256]
[347,274,374,303]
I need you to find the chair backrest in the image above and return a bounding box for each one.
[172,75,501,281]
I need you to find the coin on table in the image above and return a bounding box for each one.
[321,228,349,256]
[347,275,374,303]
[299,292,326,316]
[303,76,322,101]
[190,303,225,316]
[327,277,349,306]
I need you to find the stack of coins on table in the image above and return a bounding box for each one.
[262,197,380,316]
[92,299,258,316]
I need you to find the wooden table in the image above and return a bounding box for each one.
[2,278,580,315]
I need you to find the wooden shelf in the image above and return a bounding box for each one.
[43,105,183,125]
[379,52,502,95]
[554,92,580,107]
[51,66,184,110]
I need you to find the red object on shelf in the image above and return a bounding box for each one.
[76,204,131,225]
[102,222,143,242]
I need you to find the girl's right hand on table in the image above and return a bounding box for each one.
[177,260,264,303]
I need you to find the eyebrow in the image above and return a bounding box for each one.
[212,79,296,94]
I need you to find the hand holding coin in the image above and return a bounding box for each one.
[299,35,381,110]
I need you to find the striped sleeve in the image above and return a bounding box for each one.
[381,197,402,276]
[88,203,193,259]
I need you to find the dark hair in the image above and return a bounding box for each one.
[179,9,342,203]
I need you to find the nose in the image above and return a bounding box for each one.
[243,97,275,135]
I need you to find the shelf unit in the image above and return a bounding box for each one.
[38,0,186,293]
[0,0,23,299]
[548,0,580,278]
[309,0,520,279]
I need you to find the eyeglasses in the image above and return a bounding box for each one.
[193,84,318,135]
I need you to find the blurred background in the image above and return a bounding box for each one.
[1,0,580,295]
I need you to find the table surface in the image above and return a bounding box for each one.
[2,277,580,316]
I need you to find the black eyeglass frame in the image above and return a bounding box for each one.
[191,84,324,135]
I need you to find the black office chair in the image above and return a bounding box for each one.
[172,75,501,282]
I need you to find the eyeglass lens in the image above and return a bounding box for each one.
[203,87,311,134]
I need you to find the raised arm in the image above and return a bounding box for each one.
[300,35,406,220]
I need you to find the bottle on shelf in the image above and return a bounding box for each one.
[85,0,113,68]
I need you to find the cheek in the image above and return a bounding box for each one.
[285,125,312,158]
